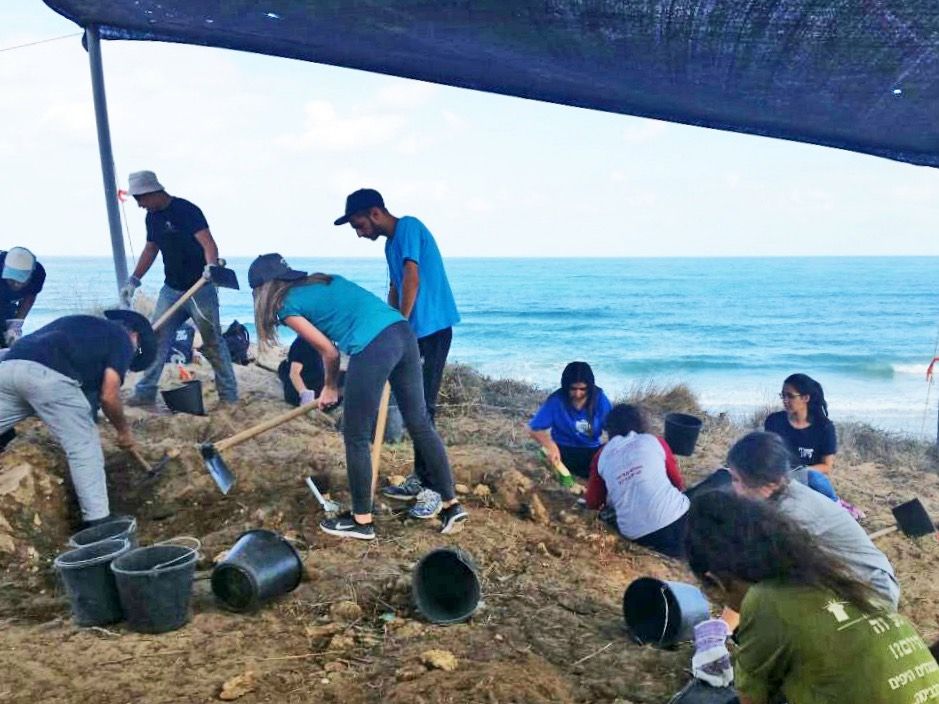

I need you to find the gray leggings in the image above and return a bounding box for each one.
[344,321,455,515]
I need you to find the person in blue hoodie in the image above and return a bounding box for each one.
[528,361,613,479]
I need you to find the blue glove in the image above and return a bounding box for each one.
[4,319,24,346]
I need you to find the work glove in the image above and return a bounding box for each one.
[691,618,734,687]
[299,389,317,407]
[4,319,24,347]
[120,275,141,307]
[203,259,225,281]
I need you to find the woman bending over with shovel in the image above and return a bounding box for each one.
[250,254,467,540]
[686,491,939,704]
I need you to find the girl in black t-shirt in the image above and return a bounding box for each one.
[764,373,839,502]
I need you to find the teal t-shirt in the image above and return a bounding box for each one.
[384,215,460,339]
[735,582,939,704]
[277,276,404,355]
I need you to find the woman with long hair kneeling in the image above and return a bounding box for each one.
[250,254,467,539]
[686,491,937,704]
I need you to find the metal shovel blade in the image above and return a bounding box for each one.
[200,443,235,494]
[892,498,936,538]
[305,476,339,513]
[209,265,240,290]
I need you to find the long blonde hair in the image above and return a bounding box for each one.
[253,274,332,347]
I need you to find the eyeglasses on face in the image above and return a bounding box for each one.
[779,392,803,400]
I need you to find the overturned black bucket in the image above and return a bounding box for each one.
[623,577,710,648]
[212,529,304,612]
[412,548,481,625]
[54,538,131,626]
[68,516,138,549]
[161,380,205,416]
[664,413,703,456]
[111,541,198,633]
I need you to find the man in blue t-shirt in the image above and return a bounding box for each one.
[0,247,46,347]
[119,170,238,408]
[0,310,156,526]
[334,189,460,517]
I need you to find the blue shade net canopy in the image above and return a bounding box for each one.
[43,1,939,168]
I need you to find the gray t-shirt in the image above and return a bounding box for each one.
[775,480,900,608]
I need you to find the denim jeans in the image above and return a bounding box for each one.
[135,283,238,402]
[343,321,455,515]
[0,360,109,521]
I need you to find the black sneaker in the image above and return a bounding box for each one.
[319,512,375,541]
[439,503,468,534]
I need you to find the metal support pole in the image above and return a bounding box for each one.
[86,25,128,293]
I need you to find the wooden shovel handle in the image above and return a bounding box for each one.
[370,383,391,499]
[215,400,318,453]
[869,525,899,541]
[126,446,151,473]
[152,277,209,331]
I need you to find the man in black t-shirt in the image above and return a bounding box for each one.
[119,170,238,407]
[0,311,156,526]
[0,247,46,347]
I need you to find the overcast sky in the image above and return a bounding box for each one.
[2,3,938,259]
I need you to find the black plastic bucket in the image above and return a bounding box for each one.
[664,413,703,456]
[68,516,138,549]
[211,529,304,612]
[54,538,131,626]
[111,542,198,633]
[161,380,205,416]
[623,577,710,647]
[412,548,481,625]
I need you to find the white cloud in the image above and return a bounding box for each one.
[376,80,438,109]
[622,118,668,143]
[279,100,407,151]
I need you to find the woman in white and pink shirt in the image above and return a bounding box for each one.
[585,404,689,558]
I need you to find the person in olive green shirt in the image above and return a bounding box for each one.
[686,491,939,704]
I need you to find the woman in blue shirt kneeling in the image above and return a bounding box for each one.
[250,254,467,540]
[528,361,613,479]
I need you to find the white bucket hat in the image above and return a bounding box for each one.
[2,247,36,283]
[127,170,165,196]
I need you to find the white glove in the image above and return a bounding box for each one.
[4,319,24,346]
[120,276,141,306]
[299,389,317,407]
[691,619,734,687]
[202,264,213,281]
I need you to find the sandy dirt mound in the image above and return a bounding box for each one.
[0,363,937,703]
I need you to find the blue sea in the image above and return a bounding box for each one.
[29,256,939,437]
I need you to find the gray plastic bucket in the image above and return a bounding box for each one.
[664,413,703,456]
[54,538,131,626]
[111,542,198,633]
[623,577,710,647]
[211,529,304,612]
[68,516,138,549]
[161,380,205,416]
[412,548,481,625]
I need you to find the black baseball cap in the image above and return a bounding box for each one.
[248,253,307,289]
[103,309,157,372]
[333,188,384,226]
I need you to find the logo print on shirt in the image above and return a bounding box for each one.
[575,419,592,436]
[798,447,815,460]
[824,600,850,623]
[163,221,177,233]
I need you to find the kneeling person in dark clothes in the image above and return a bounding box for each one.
[277,337,326,407]
[585,404,689,558]
[0,311,156,525]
